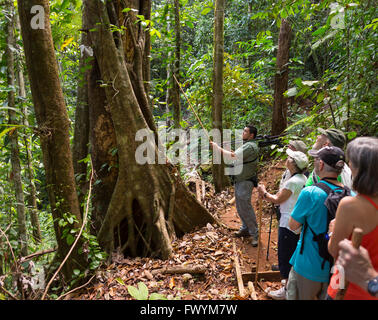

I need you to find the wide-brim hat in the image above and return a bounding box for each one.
[286,149,309,170]
[318,128,346,149]
[289,140,308,154]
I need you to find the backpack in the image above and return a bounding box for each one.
[300,180,352,270]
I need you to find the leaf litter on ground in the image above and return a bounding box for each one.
[69,161,286,300]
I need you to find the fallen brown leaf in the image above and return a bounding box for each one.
[169,277,175,289]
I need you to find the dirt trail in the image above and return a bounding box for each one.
[219,160,286,295]
[68,160,286,300]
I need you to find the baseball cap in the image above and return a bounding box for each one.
[318,128,346,149]
[288,140,307,154]
[308,146,345,169]
[286,149,309,170]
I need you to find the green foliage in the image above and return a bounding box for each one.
[81,231,107,271]
[182,52,272,133]
[150,0,377,172]
[58,213,79,246]
[50,0,82,47]
[127,281,167,300]
[0,0,376,299]
[284,1,377,137]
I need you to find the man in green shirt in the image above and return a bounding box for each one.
[211,125,259,246]
[306,128,352,188]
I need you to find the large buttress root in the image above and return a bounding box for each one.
[86,0,216,259]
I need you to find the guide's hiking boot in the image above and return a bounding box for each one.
[266,280,287,300]
[233,229,251,238]
[250,238,258,247]
[268,286,286,300]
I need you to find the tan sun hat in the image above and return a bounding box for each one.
[286,149,309,170]
[288,140,308,154]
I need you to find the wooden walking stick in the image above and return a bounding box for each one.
[254,197,263,285]
[334,227,364,300]
[173,74,211,141]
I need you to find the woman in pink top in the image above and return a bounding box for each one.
[327,137,378,300]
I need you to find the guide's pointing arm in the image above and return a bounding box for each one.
[210,141,237,159]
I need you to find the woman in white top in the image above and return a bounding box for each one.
[257,149,308,300]
[279,140,309,187]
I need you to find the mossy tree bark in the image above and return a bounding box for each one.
[166,0,181,129]
[73,7,119,233]
[18,0,87,279]
[6,0,28,257]
[72,13,90,216]
[212,0,229,193]
[87,56,118,233]
[14,22,42,244]
[271,19,292,135]
[83,0,216,259]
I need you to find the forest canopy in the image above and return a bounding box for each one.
[0,0,376,300]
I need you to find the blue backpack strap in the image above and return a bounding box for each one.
[300,181,331,256]
[314,180,333,195]
[300,221,308,255]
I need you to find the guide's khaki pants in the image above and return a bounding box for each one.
[234,180,258,240]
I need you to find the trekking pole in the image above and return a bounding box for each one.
[334,227,364,300]
[254,197,263,285]
[266,204,274,261]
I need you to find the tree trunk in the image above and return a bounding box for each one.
[212,0,228,193]
[88,57,118,233]
[72,16,90,215]
[115,0,157,134]
[14,14,42,244]
[17,0,87,279]
[165,3,173,124]
[172,0,181,129]
[77,4,119,234]
[271,19,292,135]
[141,0,151,100]
[166,0,181,129]
[247,1,253,72]
[84,0,215,259]
[165,0,181,161]
[6,0,28,257]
